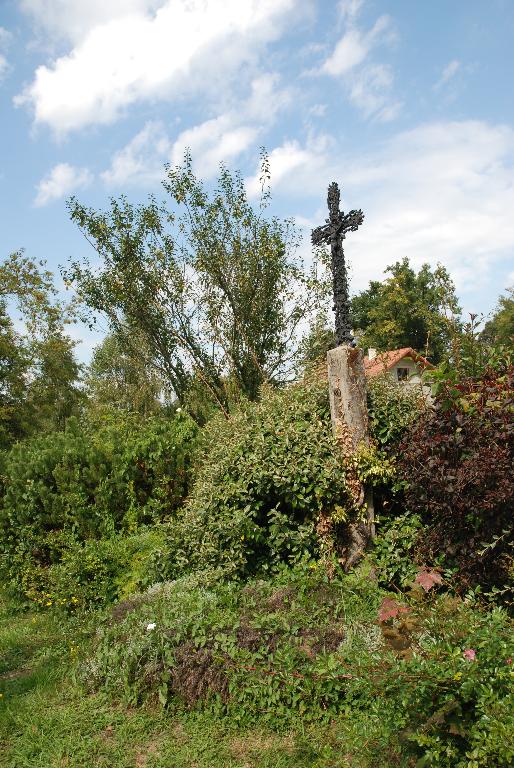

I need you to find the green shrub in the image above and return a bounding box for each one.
[162,380,355,580]
[0,413,197,605]
[369,512,423,589]
[36,529,168,611]
[367,373,427,447]
[82,562,382,724]
[352,597,514,767]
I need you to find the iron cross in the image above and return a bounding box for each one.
[311,182,364,346]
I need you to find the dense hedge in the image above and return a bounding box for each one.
[163,380,354,579]
[398,365,513,593]
[0,413,197,604]
[366,373,427,447]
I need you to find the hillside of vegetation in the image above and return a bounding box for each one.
[1,356,512,768]
[0,160,513,767]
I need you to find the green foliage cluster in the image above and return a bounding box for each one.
[84,565,514,767]
[39,529,167,611]
[161,379,354,580]
[366,372,428,447]
[369,513,424,589]
[481,286,514,347]
[0,413,197,605]
[354,595,514,768]
[351,257,461,363]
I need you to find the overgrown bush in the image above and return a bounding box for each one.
[349,594,514,767]
[367,373,427,447]
[30,529,168,611]
[161,380,355,580]
[398,364,513,594]
[0,413,197,604]
[369,512,424,589]
[83,564,513,767]
[83,563,382,722]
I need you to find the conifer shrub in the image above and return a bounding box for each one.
[397,364,513,593]
[162,380,355,580]
[0,413,197,605]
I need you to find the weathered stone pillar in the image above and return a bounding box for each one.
[327,345,369,449]
[327,344,374,570]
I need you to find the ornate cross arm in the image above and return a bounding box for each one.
[311,210,364,246]
[311,223,331,247]
[340,209,364,233]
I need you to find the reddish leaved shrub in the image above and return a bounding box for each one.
[397,365,513,593]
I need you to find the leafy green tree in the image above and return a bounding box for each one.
[25,330,84,432]
[65,152,324,416]
[0,250,65,333]
[85,330,165,418]
[0,303,30,448]
[351,257,460,363]
[0,252,82,442]
[481,287,514,347]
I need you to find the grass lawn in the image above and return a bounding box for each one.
[0,594,362,768]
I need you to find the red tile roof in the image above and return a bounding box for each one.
[363,347,433,378]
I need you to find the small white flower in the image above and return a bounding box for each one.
[176,407,182,413]
[146,622,156,631]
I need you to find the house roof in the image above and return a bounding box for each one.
[363,347,433,378]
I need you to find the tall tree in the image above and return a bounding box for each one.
[85,330,165,418]
[0,302,30,449]
[351,258,460,363]
[25,330,83,432]
[0,252,82,443]
[481,287,514,347]
[65,153,325,416]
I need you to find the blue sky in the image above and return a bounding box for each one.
[1,0,513,361]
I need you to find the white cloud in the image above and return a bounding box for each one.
[322,28,368,76]
[318,10,399,121]
[349,64,400,121]
[170,118,259,179]
[246,133,334,198]
[338,0,364,22]
[247,121,514,297]
[102,73,291,186]
[308,103,327,118]
[101,121,171,187]
[19,0,163,44]
[435,59,461,89]
[34,162,93,206]
[321,15,391,76]
[16,0,297,135]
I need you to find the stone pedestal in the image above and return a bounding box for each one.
[327,345,375,569]
[327,345,369,449]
